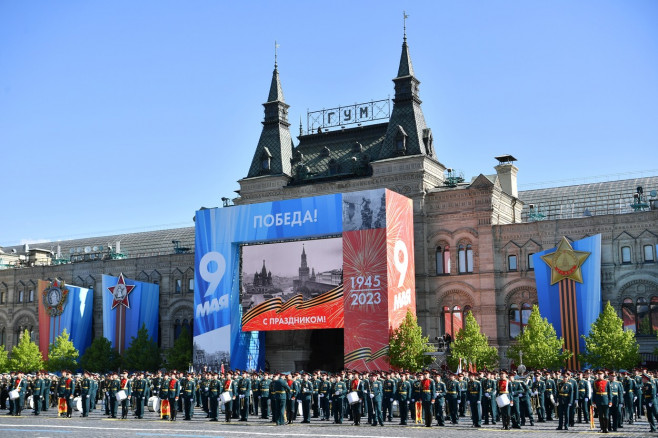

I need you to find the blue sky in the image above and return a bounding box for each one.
[1,1,657,246]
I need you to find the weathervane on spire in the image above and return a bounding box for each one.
[403,11,409,41]
[274,40,280,68]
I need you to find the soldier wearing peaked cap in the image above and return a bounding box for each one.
[642,373,658,432]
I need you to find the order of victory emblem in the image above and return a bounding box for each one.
[42,279,69,317]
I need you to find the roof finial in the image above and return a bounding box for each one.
[299,116,303,136]
[403,10,409,42]
[274,40,280,69]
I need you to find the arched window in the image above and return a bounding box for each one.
[443,245,451,274]
[509,304,521,338]
[18,290,24,303]
[637,297,650,335]
[0,291,5,304]
[521,303,532,326]
[622,298,636,332]
[621,246,632,264]
[28,289,34,303]
[174,319,181,340]
[436,246,445,275]
[0,328,5,346]
[458,244,466,273]
[466,245,473,273]
[443,305,466,337]
[651,297,658,334]
[175,279,182,294]
[645,245,655,263]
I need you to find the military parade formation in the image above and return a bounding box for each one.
[2,366,658,433]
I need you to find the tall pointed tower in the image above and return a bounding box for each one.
[298,244,310,283]
[378,33,436,160]
[246,59,294,179]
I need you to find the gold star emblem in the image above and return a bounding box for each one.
[541,237,591,285]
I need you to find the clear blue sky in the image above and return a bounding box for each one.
[1,1,657,246]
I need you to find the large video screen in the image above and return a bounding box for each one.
[240,237,344,331]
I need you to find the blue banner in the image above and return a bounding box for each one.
[533,234,602,355]
[101,274,159,351]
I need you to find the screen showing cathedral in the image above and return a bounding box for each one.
[240,236,344,331]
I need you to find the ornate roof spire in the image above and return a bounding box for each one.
[398,12,415,78]
[268,41,285,103]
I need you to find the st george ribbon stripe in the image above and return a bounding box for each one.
[559,278,580,370]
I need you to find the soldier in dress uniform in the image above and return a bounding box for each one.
[311,371,320,418]
[433,372,447,426]
[207,371,220,421]
[319,373,331,421]
[576,371,591,424]
[544,370,556,421]
[445,372,461,425]
[467,371,482,427]
[634,369,644,419]
[508,372,522,428]
[119,371,131,419]
[621,370,637,424]
[167,372,180,421]
[482,371,498,425]
[396,373,411,425]
[519,373,534,426]
[271,373,291,426]
[330,374,345,424]
[221,371,235,422]
[158,372,170,420]
[181,373,195,420]
[258,372,271,419]
[642,373,658,432]
[79,371,92,417]
[370,373,384,426]
[382,371,396,422]
[132,372,146,419]
[497,370,512,430]
[237,370,251,421]
[31,371,45,416]
[556,372,574,430]
[593,369,612,433]
[608,371,624,431]
[11,371,26,416]
[297,373,313,423]
[531,370,545,423]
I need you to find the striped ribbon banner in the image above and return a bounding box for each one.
[559,278,580,370]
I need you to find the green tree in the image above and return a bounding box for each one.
[581,301,640,370]
[80,336,121,373]
[448,311,499,371]
[0,344,9,373]
[46,329,79,372]
[388,310,435,371]
[165,325,193,371]
[9,329,44,372]
[507,305,572,370]
[123,323,161,372]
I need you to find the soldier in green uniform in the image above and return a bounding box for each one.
[207,371,220,421]
[41,373,51,412]
[433,372,446,426]
[221,372,235,422]
[621,370,636,424]
[419,370,435,427]
[199,371,209,417]
[593,369,612,433]
[167,372,180,421]
[576,371,591,424]
[608,371,623,431]
[332,374,347,424]
[382,371,396,422]
[31,371,44,416]
[159,373,170,420]
[634,369,644,419]
[544,370,556,421]
[259,372,271,419]
[60,370,76,418]
[298,372,313,423]
[319,373,331,421]
[519,374,534,426]
[509,372,522,428]
[482,371,498,425]
[395,373,410,425]
[642,373,658,432]
[11,371,27,416]
[556,372,574,430]
[181,373,195,420]
[370,372,384,426]
[271,373,291,426]
[133,372,147,419]
[445,372,461,425]
[467,372,482,427]
[80,371,92,417]
[236,371,251,421]
[311,371,320,418]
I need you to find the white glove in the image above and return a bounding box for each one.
[650,403,653,407]
[319,394,323,398]
[568,403,572,407]
[390,398,394,402]
[532,391,538,396]
[457,400,461,404]
[485,393,491,398]
[477,400,481,404]
[435,392,439,397]
[369,393,374,399]
[411,398,415,402]
[634,397,638,402]
[620,403,624,407]
[239,394,245,399]
[335,391,340,396]
[585,397,589,402]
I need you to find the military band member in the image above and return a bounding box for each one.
[544,370,556,421]
[182,373,195,420]
[467,372,482,427]
[434,373,447,426]
[31,371,45,416]
[370,373,384,426]
[482,371,498,425]
[258,372,271,419]
[298,373,313,423]
[167,372,180,421]
[519,374,534,426]
[608,371,624,431]
[497,370,512,430]
[381,371,396,422]
[237,370,251,421]
[159,373,170,420]
[395,374,410,425]
[80,371,92,417]
[222,372,235,422]
[576,371,591,424]
[270,373,290,426]
[556,373,574,430]
[593,369,612,433]
[133,372,147,419]
[622,370,637,424]
[446,372,461,425]
[319,373,331,421]
[509,372,522,428]
[11,371,26,416]
[207,371,220,421]
[642,373,658,432]
[118,371,131,419]
[311,371,320,418]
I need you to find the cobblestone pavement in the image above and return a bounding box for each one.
[1,408,656,438]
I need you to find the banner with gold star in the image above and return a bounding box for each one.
[533,234,601,370]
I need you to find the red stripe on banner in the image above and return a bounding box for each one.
[37,280,50,360]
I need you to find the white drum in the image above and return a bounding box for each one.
[148,396,160,412]
[496,394,510,408]
[116,390,127,401]
[28,395,34,409]
[9,390,19,400]
[346,391,359,404]
[74,396,82,411]
[220,391,232,404]
[297,400,302,412]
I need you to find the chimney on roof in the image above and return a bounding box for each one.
[494,154,518,198]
